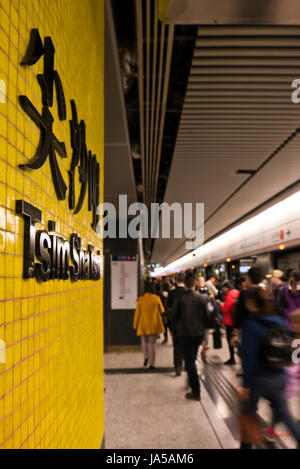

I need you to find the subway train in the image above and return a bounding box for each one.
[155,190,300,280]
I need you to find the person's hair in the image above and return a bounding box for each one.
[144,281,155,294]
[288,270,300,293]
[198,276,206,287]
[286,268,294,280]
[247,266,263,285]
[162,282,170,292]
[155,283,162,294]
[245,287,277,317]
[237,275,246,286]
[185,273,195,289]
[289,270,300,282]
[222,280,233,290]
[177,273,185,283]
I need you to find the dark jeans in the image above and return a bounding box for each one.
[225,326,235,362]
[173,336,184,373]
[240,374,300,449]
[180,336,204,395]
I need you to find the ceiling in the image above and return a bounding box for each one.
[151,24,300,265]
[158,0,300,25]
[105,1,300,267]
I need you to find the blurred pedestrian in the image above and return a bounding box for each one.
[276,270,300,330]
[133,281,165,370]
[161,282,171,343]
[206,275,218,299]
[236,275,247,292]
[220,280,240,365]
[196,276,209,295]
[167,273,186,376]
[270,269,285,301]
[196,276,210,360]
[238,286,300,449]
[173,273,207,400]
[231,266,264,345]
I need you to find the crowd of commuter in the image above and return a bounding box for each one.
[133,265,300,449]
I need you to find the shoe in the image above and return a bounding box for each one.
[149,365,155,370]
[185,392,200,401]
[175,370,181,377]
[144,359,148,367]
[224,359,236,365]
[262,428,276,443]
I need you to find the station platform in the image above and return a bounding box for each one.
[104,334,300,450]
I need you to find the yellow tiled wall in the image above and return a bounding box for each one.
[0,0,104,448]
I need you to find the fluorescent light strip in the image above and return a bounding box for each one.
[157,190,300,275]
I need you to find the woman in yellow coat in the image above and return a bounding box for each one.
[133,281,165,369]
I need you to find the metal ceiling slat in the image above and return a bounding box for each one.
[181,120,299,125]
[145,0,151,206]
[195,37,300,47]
[176,151,280,154]
[179,120,298,125]
[177,136,288,140]
[176,138,286,142]
[188,82,293,89]
[192,57,300,66]
[196,26,300,36]
[194,48,300,57]
[189,75,298,82]
[178,130,294,134]
[149,0,158,209]
[175,143,284,148]
[186,90,292,96]
[184,102,299,108]
[153,24,175,203]
[151,22,166,204]
[182,109,300,115]
[190,66,300,74]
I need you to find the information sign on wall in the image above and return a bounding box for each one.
[111,256,138,310]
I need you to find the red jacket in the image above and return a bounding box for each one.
[220,289,240,326]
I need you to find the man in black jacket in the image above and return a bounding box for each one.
[173,273,207,400]
[167,273,186,376]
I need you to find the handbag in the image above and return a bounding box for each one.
[238,414,263,444]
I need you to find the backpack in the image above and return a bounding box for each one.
[259,318,294,370]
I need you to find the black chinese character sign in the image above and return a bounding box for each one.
[19,29,100,230]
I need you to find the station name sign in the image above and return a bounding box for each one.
[17,200,101,282]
